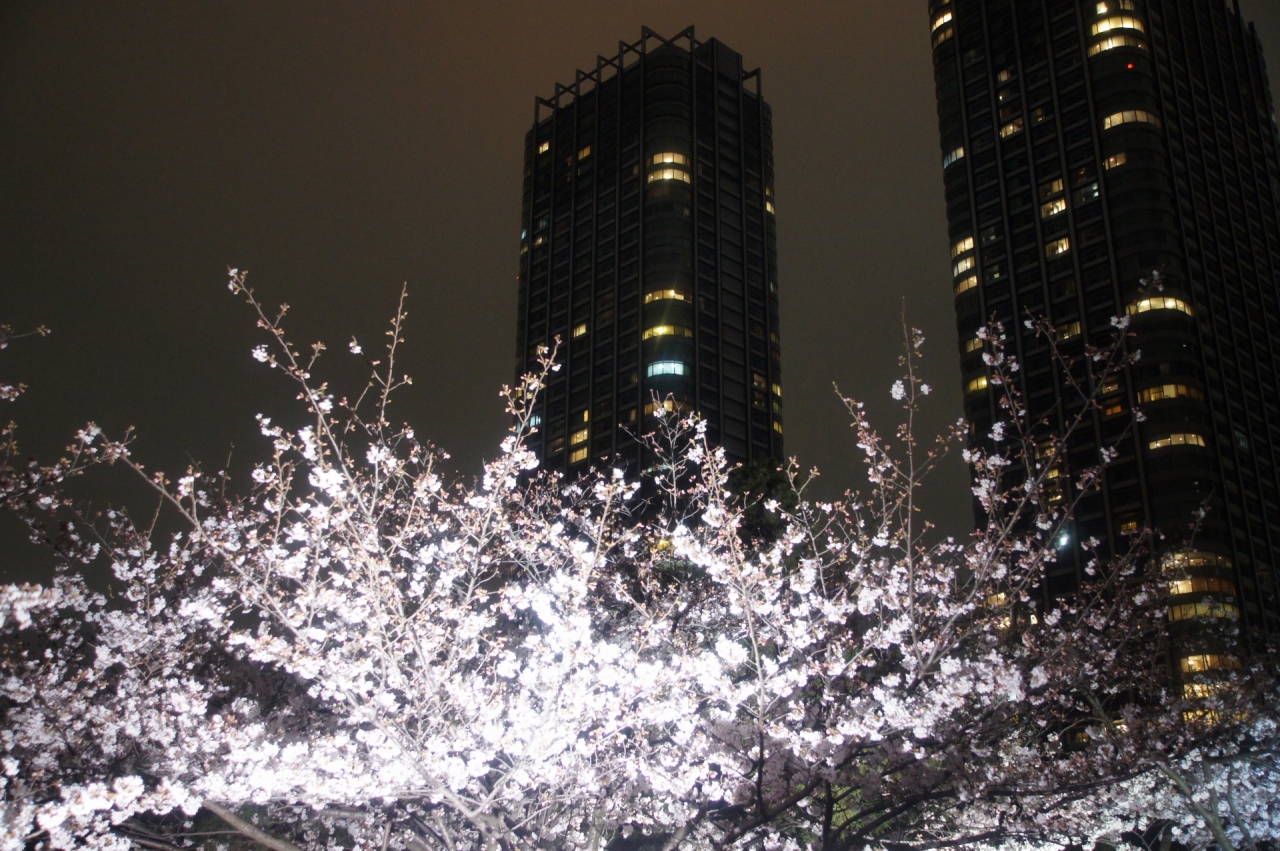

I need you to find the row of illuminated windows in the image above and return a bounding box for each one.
[1090,34,1147,56]
[648,168,692,185]
[1169,577,1237,597]
[1103,109,1161,130]
[1149,432,1206,450]
[1169,601,1239,622]
[643,325,694,341]
[1092,15,1144,37]
[1163,551,1233,574]
[1180,654,1241,674]
[943,146,965,168]
[1127,296,1193,317]
[1137,383,1204,404]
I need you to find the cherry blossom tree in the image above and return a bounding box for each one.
[1,276,1276,851]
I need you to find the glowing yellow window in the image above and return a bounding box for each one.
[572,323,588,338]
[951,236,975,258]
[773,420,784,434]
[1183,682,1224,699]
[1097,1,1136,12]
[1148,433,1206,450]
[1138,384,1203,404]
[538,141,550,154]
[932,25,954,48]
[766,200,776,215]
[953,256,976,277]
[966,375,989,394]
[645,399,691,416]
[644,289,691,304]
[955,275,978,296]
[1046,237,1071,257]
[651,152,690,166]
[963,335,983,354]
[1057,321,1082,341]
[647,168,692,184]
[1103,110,1160,130]
[1090,35,1147,56]
[570,428,589,446]
[1180,655,1241,674]
[569,447,589,464]
[1092,16,1145,36]
[1105,152,1128,170]
[1041,198,1067,219]
[1000,118,1024,138]
[1169,601,1239,622]
[771,382,782,397]
[642,325,694,341]
[1162,550,1233,573]
[578,145,592,160]
[1126,296,1194,317]
[931,10,953,32]
[1169,577,1237,597]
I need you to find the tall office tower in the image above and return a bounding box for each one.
[514,28,784,477]
[928,0,1280,646]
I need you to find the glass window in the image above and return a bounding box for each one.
[538,141,550,154]
[578,146,592,160]
[1057,320,1082,340]
[1179,654,1241,673]
[646,360,688,377]
[1090,34,1147,56]
[963,335,983,353]
[569,447,589,464]
[1041,198,1067,219]
[1040,178,1064,199]
[1169,578,1237,597]
[951,236,975,258]
[1168,601,1239,622]
[773,420,784,434]
[1000,118,1025,138]
[953,256,977,277]
[1103,110,1161,130]
[645,399,691,416]
[647,168,692,184]
[644,289,691,304]
[1162,550,1233,572]
[1148,433,1206,450]
[1104,152,1128,170]
[966,375,989,394]
[1092,16,1145,36]
[931,10,953,32]
[642,325,694,340]
[955,275,979,296]
[572,322,588,337]
[651,152,690,166]
[1126,296,1194,317]
[943,146,966,168]
[570,428,589,445]
[1046,237,1071,257]
[1138,384,1204,404]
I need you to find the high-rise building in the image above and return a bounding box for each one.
[928,0,1280,645]
[514,28,784,476]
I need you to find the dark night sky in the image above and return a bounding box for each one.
[3,2,1279,582]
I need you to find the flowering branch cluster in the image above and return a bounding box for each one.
[1,279,1276,851]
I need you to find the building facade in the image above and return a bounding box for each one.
[928,0,1280,647]
[514,28,784,476]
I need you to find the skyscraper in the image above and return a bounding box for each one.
[514,28,784,476]
[928,0,1280,645]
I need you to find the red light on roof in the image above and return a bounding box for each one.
[1127,63,1135,69]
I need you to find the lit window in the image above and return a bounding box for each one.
[1105,152,1128,170]
[963,335,983,354]
[1180,654,1241,673]
[997,67,1016,84]
[533,235,546,247]
[1103,400,1125,417]
[1169,577,1238,597]
[1074,182,1100,204]
[1118,519,1139,533]
[752,373,767,389]
[538,141,550,154]
[1000,118,1024,138]
[1183,683,1226,699]
[986,592,1007,607]
[951,236,975,258]
[943,146,965,168]
[1126,296,1194,317]
[1041,198,1067,219]
[646,361,687,377]
[1162,550,1233,573]
[1103,109,1161,130]
[582,410,590,422]
[931,10,953,32]
[648,168,692,184]
[955,275,978,296]
[1183,709,1222,725]
[1148,433,1206,450]
[569,447,589,464]
[1169,601,1239,622]
[1046,237,1071,257]
[1138,384,1204,404]
[932,25,954,48]
[572,323,588,338]
[1092,16,1145,36]
[1096,1,1136,12]
[773,420,784,434]
[766,200,776,215]
[953,256,976,277]
[1057,321,1082,340]
[527,414,542,428]
[651,152,690,166]
[570,428,589,446]
[771,382,782,397]
[966,375,989,394]
[1090,34,1147,56]
[578,145,592,160]
[644,289,691,304]
[643,325,694,340]
[1040,178,1064,199]
[645,399,691,416]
